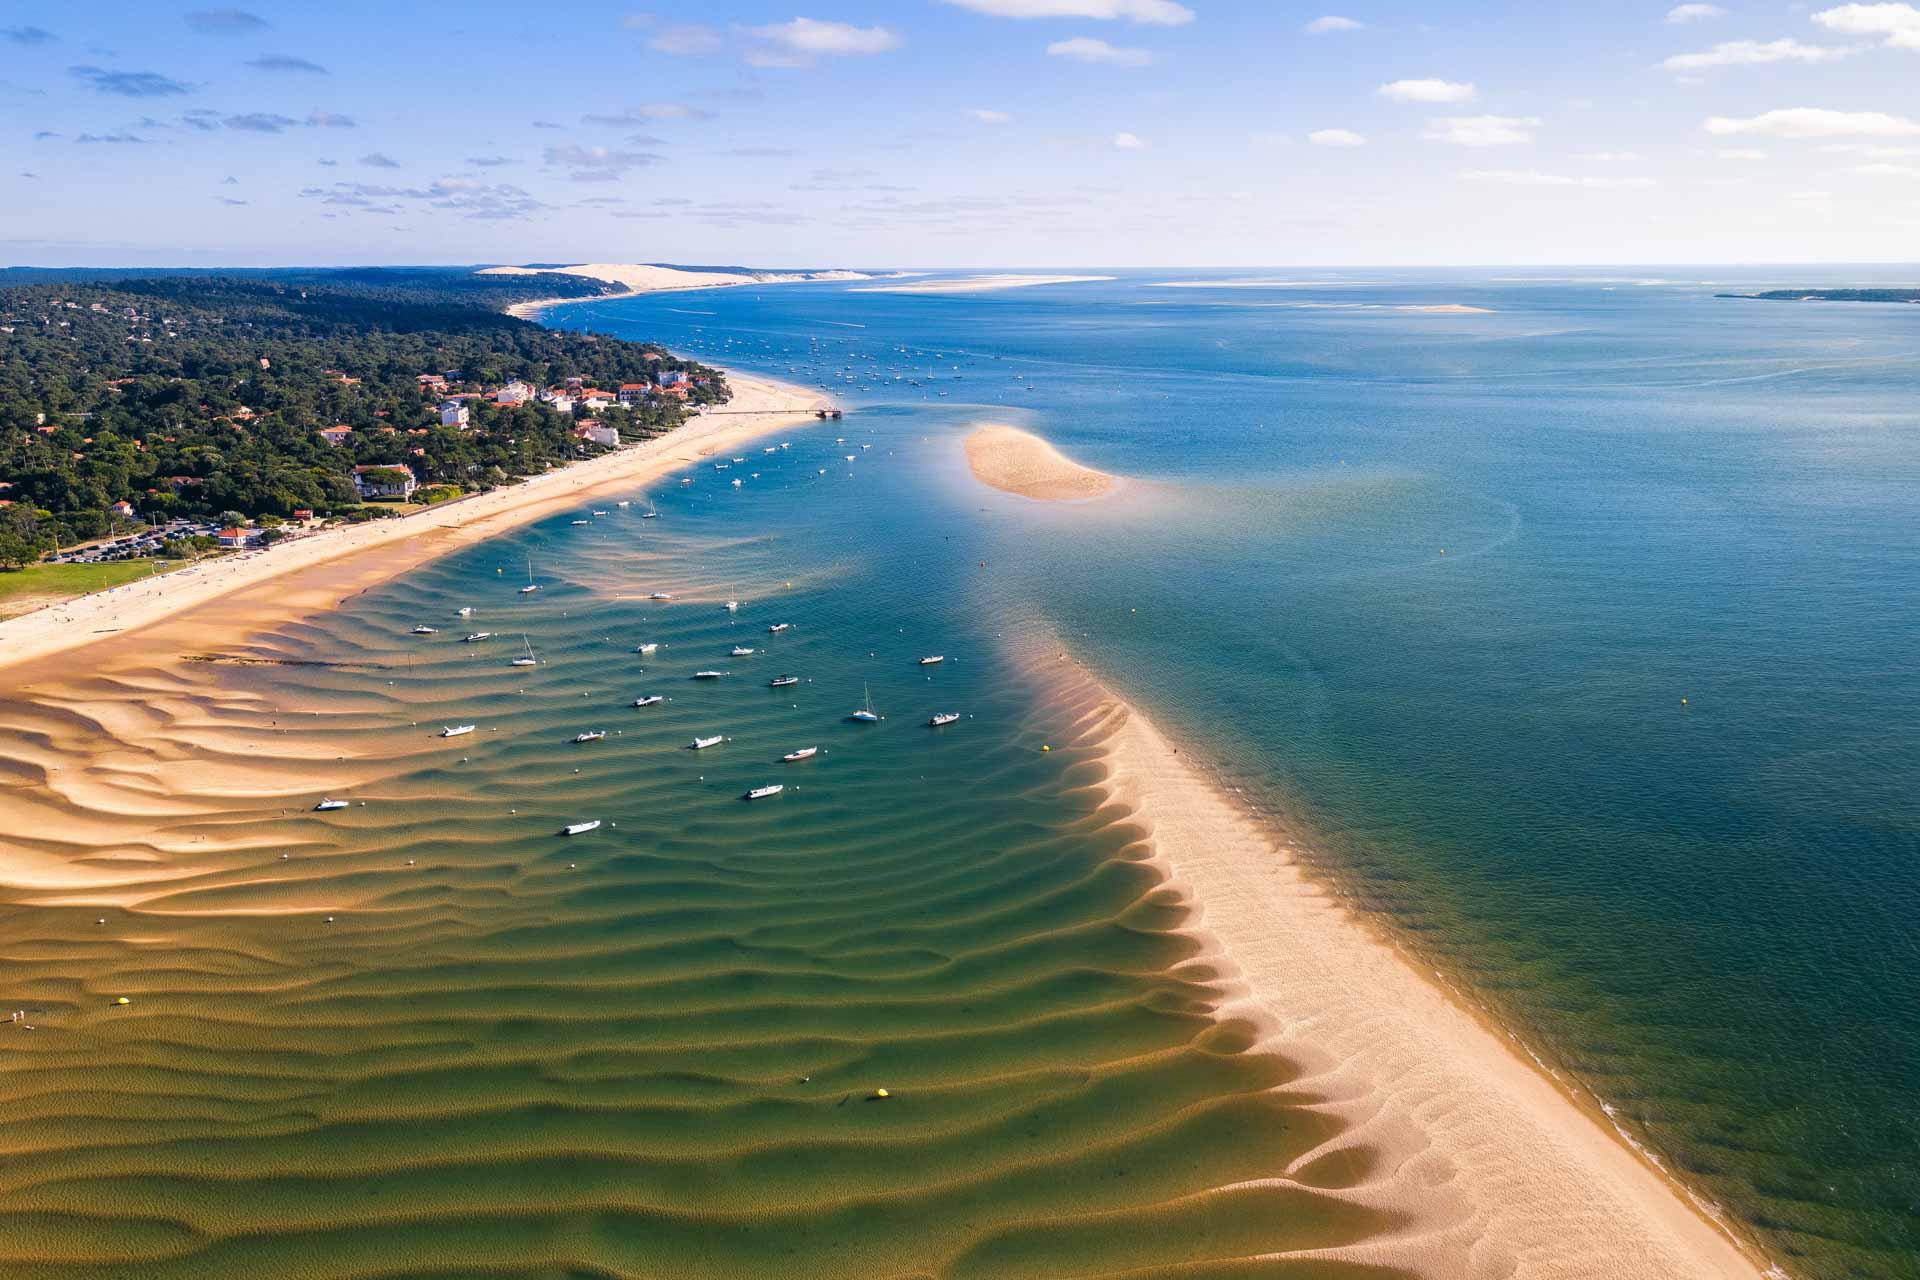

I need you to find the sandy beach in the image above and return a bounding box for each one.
[0,371,825,677]
[855,274,1116,295]
[1018,634,1772,1280]
[963,424,1117,502]
[483,263,872,318]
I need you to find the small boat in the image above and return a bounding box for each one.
[641,503,658,517]
[730,645,755,657]
[616,500,631,508]
[314,798,350,811]
[725,599,740,612]
[518,556,539,594]
[732,456,746,463]
[649,592,673,601]
[411,624,437,635]
[770,675,799,688]
[731,478,742,488]
[442,724,476,738]
[690,735,724,750]
[713,462,730,471]
[919,655,945,666]
[633,695,663,707]
[561,819,601,836]
[744,784,785,800]
[929,712,960,727]
[636,642,659,655]
[511,635,538,667]
[851,683,881,723]
[679,478,692,486]
[457,606,475,617]
[782,747,818,762]
[592,509,609,516]
[768,623,792,633]
[464,632,492,642]
[693,670,728,680]
[572,730,606,743]
[571,519,590,526]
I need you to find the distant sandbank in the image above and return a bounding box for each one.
[964,424,1116,502]
[1020,635,1772,1280]
[483,262,873,317]
[855,274,1116,295]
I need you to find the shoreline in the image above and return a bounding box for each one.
[1016,633,1774,1280]
[0,370,826,675]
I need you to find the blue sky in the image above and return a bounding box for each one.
[5,1,1920,266]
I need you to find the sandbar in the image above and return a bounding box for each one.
[964,424,1116,502]
[855,274,1115,295]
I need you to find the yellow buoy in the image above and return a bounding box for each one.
[871,1088,890,1100]
[114,997,131,1006]
[1680,698,1689,705]
[1041,744,1050,752]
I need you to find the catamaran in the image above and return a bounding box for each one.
[411,624,437,635]
[768,622,792,633]
[730,645,755,657]
[851,684,881,723]
[314,798,350,811]
[518,556,539,594]
[561,819,601,836]
[782,747,818,762]
[744,784,784,800]
[464,631,492,642]
[442,724,475,738]
[690,735,724,750]
[919,655,945,666]
[511,636,538,667]
[770,675,800,688]
[636,642,659,654]
[929,712,961,727]
[633,695,664,707]
[693,670,728,680]
[572,730,606,743]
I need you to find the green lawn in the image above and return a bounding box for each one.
[0,558,191,620]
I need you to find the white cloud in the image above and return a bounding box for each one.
[1309,127,1366,146]
[1848,161,1920,174]
[1705,107,1920,137]
[1583,150,1640,161]
[745,17,900,60]
[1812,4,1920,50]
[1717,147,1769,160]
[1305,15,1362,33]
[1046,36,1151,64]
[1378,78,1477,104]
[1663,39,1849,71]
[1113,131,1145,148]
[941,0,1194,24]
[970,108,1012,123]
[1464,169,1656,189]
[648,23,724,55]
[1666,3,1726,22]
[1424,114,1539,146]
[1822,141,1920,155]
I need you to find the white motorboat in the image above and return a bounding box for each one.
[637,642,659,654]
[768,623,792,633]
[442,724,476,738]
[731,645,755,657]
[731,478,742,488]
[693,670,728,680]
[616,500,630,508]
[464,632,492,642]
[744,784,785,800]
[690,735,724,750]
[571,519,590,526]
[851,684,881,723]
[770,675,799,688]
[457,606,475,617]
[919,655,945,666]
[782,747,818,762]
[314,798,350,811]
[592,509,609,516]
[929,713,960,727]
[561,819,601,836]
[573,730,606,743]
[411,624,437,635]
[633,695,664,707]
[649,592,673,601]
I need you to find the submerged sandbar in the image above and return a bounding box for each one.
[964,425,1117,503]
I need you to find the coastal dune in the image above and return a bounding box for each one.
[1015,634,1769,1280]
[964,424,1117,502]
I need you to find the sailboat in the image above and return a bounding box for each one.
[511,635,538,667]
[518,556,539,594]
[851,684,881,723]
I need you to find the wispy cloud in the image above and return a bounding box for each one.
[75,131,148,144]
[1424,114,1539,145]
[302,179,544,220]
[648,22,724,54]
[970,108,1012,123]
[743,17,900,67]
[1379,78,1476,104]
[466,155,514,166]
[1705,107,1920,137]
[543,142,663,180]
[1717,147,1768,160]
[360,151,402,168]
[940,0,1194,24]
[1663,39,1848,71]
[1305,15,1362,33]
[583,103,710,124]
[4,25,56,45]
[1812,3,1920,49]
[224,112,300,132]
[1113,131,1146,148]
[307,111,356,128]
[1309,127,1366,146]
[69,65,192,97]
[1046,36,1151,64]
[184,9,269,35]
[1665,3,1726,22]
[1465,168,1655,188]
[247,54,328,74]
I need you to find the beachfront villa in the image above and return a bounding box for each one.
[351,463,419,501]
[439,400,470,428]
[571,420,619,448]
[215,526,260,548]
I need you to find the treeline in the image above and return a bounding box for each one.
[0,273,723,555]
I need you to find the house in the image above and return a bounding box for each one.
[352,463,419,500]
[658,370,688,388]
[494,380,532,406]
[318,425,354,446]
[660,384,690,400]
[216,526,260,548]
[108,500,136,519]
[579,390,615,410]
[167,475,204,492]
[439,400,470,428]
[291,508,315,522]
[617,383,649,406]
[416,374,449,393]
[572,420,619,448]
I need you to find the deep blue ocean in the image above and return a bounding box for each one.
[545,269,1920,1278]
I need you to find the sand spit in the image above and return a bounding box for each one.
[1017,636,1773,1280]
[964,425,1117,503]
[0,373,823,677]
[856,275,1116,295]
[482,264,871,316]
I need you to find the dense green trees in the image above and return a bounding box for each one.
[0,274,724,550]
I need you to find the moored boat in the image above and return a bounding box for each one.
[442,724,475,738]
[782,747,818,762]
[693,670,728,680]
[411,624,437,635]
[768,622,792,633]
[851,683,881,723]
[633,695,664,707]
[919,655,944,666]
[744,784,785,800]
[731,645,755,657]
[572,730,606,743]
[690,734,724,750]
[561,819,601,836]
[314,798,350,811]
[464,631,492,642]
[770,675,799,688]
[929,712,960,727]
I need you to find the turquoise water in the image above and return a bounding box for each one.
[547,272,1920,1278]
